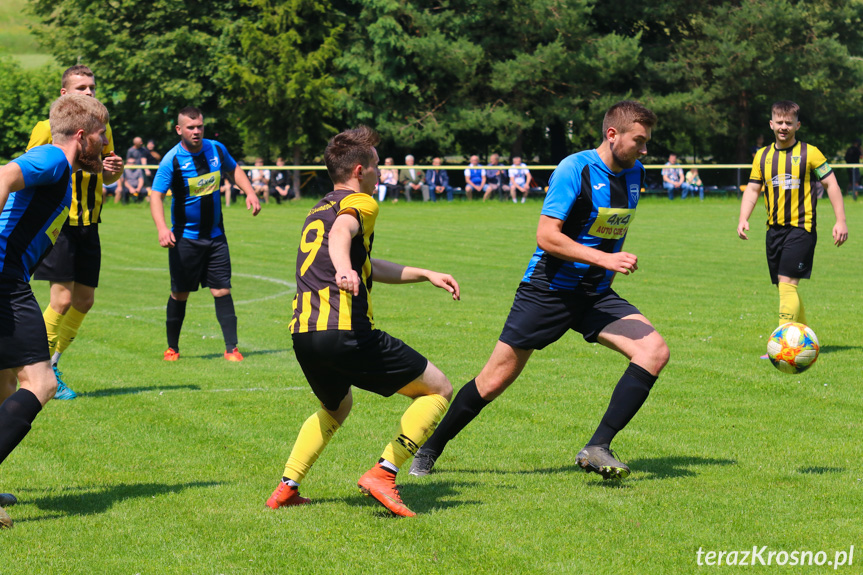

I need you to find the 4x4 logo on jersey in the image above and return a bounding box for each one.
[187,170,220,197]
[588,207,636,240]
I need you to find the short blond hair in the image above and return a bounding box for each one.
[49,94,109,142]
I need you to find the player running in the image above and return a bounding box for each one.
[26,65,124,400]
[410,101,669,481]
[737,100,848,341]
[0,94,110,527]
[266,126,458,517]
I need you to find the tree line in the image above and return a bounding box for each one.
[2,0,862,186]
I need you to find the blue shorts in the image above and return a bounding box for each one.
[499,282,641,350]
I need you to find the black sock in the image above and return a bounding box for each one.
[588,363,657,448]
[421,379,490,456]
[0,389,43,466]
[214,294,238,351]
[166,297,187,351]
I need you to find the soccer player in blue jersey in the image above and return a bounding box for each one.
[0,93,109,527]
[150,107,261,362]
[411,101,670,481]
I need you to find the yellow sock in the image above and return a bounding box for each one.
[778,282,806,325]
[44,306,65,357]
[283,409,340,484]
[381,394,449,469]
[55,306,87,354]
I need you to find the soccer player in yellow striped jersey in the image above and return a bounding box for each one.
[738,100,848,340]
[267,126,459,517]
[26,66,124,400]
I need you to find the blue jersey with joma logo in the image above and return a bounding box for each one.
[0,145,71,281]
[152,139,237,240]
[522,149,644,295]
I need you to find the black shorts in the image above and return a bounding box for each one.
[499,282,642,350]
[169,235,232,293]
[765,226,816,284]
[32,224,101,287]
[292,329,429,411]
[0,279,50,370]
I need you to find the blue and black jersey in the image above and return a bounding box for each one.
[152,139,237,240]
[522,149,644,295]
[0,145,71,282]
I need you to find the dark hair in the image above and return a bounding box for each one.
[178,106,203,122]
[61,65,94,89]
[771,100,800,121]
[602,100,658,136]
[324,126,380,184]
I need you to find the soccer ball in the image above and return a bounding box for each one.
[766,322,820,374]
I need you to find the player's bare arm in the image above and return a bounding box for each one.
[821,172,849,246]
[330,212,361,296]
[0,163,25,213]
[101,151,124,184]
[149,193,176,248]
[537,215,638,275]
[736,182,763,240]
[371,258,460,300]
[231,165,262,216]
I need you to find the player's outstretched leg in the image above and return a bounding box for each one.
[362,364,450,516]
[266,393,349,510]
[411,342,530,476]
[579,317,668,480]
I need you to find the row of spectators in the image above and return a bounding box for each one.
[379,153,542,203]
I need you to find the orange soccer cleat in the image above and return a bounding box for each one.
[357,463,416,517]
[224,348,244,362]
[164,348,180,361]
[266,482,311,509]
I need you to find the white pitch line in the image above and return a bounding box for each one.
[113,268,295,310]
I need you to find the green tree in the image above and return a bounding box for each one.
[0,58,58,162]
[29,0,251,153]
[215,0,344,198]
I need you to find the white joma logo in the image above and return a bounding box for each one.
[593,183,606,190]
[181,162,192,169]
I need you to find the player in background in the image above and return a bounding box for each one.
[26,65,124,400]
[737,101,848,348]
[0,94,109,527]
[410,101,669,481]
[266,126,459,517]
[150,107,261,362]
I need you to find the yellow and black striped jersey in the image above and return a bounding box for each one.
[749,141,831,232]
[289,190,378,334]
[26,119,116,226]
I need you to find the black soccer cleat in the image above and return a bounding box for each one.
[409,449,439,477]
[576,445,631,480]
[0,494,16,508]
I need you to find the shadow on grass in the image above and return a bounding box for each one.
[16,481,221,522]
[797,466,845,474]
[79,384,200,397]
[819,345,860,355]
[626,455,736,480]
[197,349,286,360]
[344,479,480,516]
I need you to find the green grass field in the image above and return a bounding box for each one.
[3,196,863,573]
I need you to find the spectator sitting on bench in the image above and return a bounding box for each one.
[398,154,428,201]
[378,156,400,202]
[270,157,294,204]
[508,156,531,203]
[250,157,271,203]
[426,157,453,202]
[684,168,704,201]
[483,153,503,201]
[464,155,485,200]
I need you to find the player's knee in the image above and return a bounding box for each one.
[71,294,95,313]
[645,338,670,375]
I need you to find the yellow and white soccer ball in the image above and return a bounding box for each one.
[766,322,820,374]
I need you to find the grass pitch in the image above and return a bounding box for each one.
[3,195,862,573]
